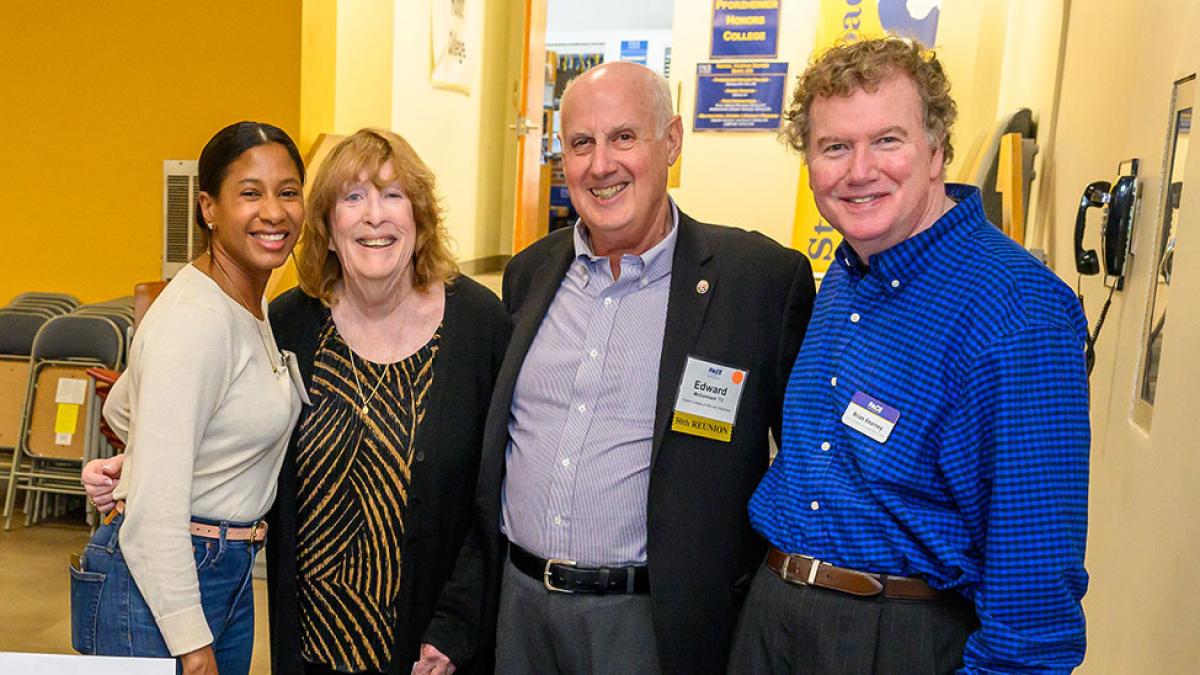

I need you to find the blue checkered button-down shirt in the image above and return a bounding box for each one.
[750,184,1090,673]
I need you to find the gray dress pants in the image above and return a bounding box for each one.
[496,557,662,674]
[728,562,978,674]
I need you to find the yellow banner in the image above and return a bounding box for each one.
[671,410,733,442]
[791,0,940,275]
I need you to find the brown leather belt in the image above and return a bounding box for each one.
[766,546,939,601]
[108,500,267,543]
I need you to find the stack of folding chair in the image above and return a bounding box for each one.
[4,292,79,319]
[0,294,77,484]
[0,314,49,482]
[2,295,128,529]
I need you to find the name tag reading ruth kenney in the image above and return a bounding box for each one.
[841,391,900,443]
[671,356,748,442]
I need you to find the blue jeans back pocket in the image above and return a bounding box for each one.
[69,554,107,655]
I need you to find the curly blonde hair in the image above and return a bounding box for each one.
[782,37,957,165]
[297,128,458,305]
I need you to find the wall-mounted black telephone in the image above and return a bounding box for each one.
[1074,159,1139,289]
[1075,159,1139,375]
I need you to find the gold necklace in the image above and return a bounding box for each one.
[207,253,281,375]
[347,348,390,417]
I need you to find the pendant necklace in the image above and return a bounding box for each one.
[341,283,414,417]
[348,347,391,417]
[208,253,281,374]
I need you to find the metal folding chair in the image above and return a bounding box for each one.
[10,292,79,311]
[2,314,123,528]
[0,305,59,320]
[10,299,76,316]
[0,312,48,491]
[72,308,133,368]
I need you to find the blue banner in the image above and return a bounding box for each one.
[711,0,781,59]
[693,62,788,131]
[620,40,648,65]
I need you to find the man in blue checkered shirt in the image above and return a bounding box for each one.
[729,38,1090,674]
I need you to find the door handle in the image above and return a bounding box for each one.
[508,115,540,135]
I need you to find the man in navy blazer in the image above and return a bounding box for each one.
[475,62,815,675]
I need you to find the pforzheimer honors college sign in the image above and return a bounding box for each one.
[710,0,781,59]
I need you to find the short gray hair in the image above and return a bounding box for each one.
[645,69,674,136]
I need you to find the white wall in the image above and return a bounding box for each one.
[547,0,673,31]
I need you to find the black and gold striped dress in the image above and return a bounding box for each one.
[295,317,438,673]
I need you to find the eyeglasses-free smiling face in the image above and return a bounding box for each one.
[805,73,947,262]
[328,162,417,286]
[559,64,682,258]
[200,142,304,277]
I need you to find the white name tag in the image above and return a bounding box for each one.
[283,351,312,406]
[841,391,900,444]
[671,356,748,442]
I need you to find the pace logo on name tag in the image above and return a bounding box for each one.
[841,391,900,443]
[670,356,748,442]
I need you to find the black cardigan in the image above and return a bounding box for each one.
[266,276,509,675]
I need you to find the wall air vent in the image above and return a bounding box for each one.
[162,160,200,279]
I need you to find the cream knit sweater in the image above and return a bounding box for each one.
[105,264,303,655]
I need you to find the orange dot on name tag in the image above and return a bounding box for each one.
[732,371,744,385]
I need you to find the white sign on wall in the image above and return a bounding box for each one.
[431,0,473,93]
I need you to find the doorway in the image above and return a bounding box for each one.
[507,0,676,254]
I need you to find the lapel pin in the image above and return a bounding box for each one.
[696,279,710,295]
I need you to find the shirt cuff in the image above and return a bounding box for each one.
[156,604,213,656]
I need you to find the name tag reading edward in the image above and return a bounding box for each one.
[671,356,747,442]
[841,391,900,443]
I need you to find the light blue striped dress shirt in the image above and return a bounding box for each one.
[501,205,679,567]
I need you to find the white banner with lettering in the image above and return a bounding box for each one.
[431,0,472,93]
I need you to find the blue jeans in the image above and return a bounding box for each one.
[70,512,262,675]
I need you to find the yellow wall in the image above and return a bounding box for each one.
[385,0,514,263]
[334,0,394,133]
[295,0,514,266]
[301,0,339,155]
[0,2,302,305]
[1047,1,1200,670]
[666,1,816,244]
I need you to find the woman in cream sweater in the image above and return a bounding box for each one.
[71,121,308,675]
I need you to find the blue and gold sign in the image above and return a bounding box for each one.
[711,0,781,59]
[694,62,788,132]
[620,40,648,65]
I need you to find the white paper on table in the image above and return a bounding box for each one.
[0,652,174,674]
[54,378,88,405]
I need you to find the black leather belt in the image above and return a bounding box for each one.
[509,543,650,594]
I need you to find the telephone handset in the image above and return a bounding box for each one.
[1075,159,1139,376]
[1074,161,1139,289]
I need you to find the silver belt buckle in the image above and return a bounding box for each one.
[780,553,821,586]
[544,558,577,593]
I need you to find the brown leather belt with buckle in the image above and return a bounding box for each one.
[766,546,939,601]
[510,543,650,594]
[107,500,267,543]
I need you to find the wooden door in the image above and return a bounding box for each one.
[511,0,549,254]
